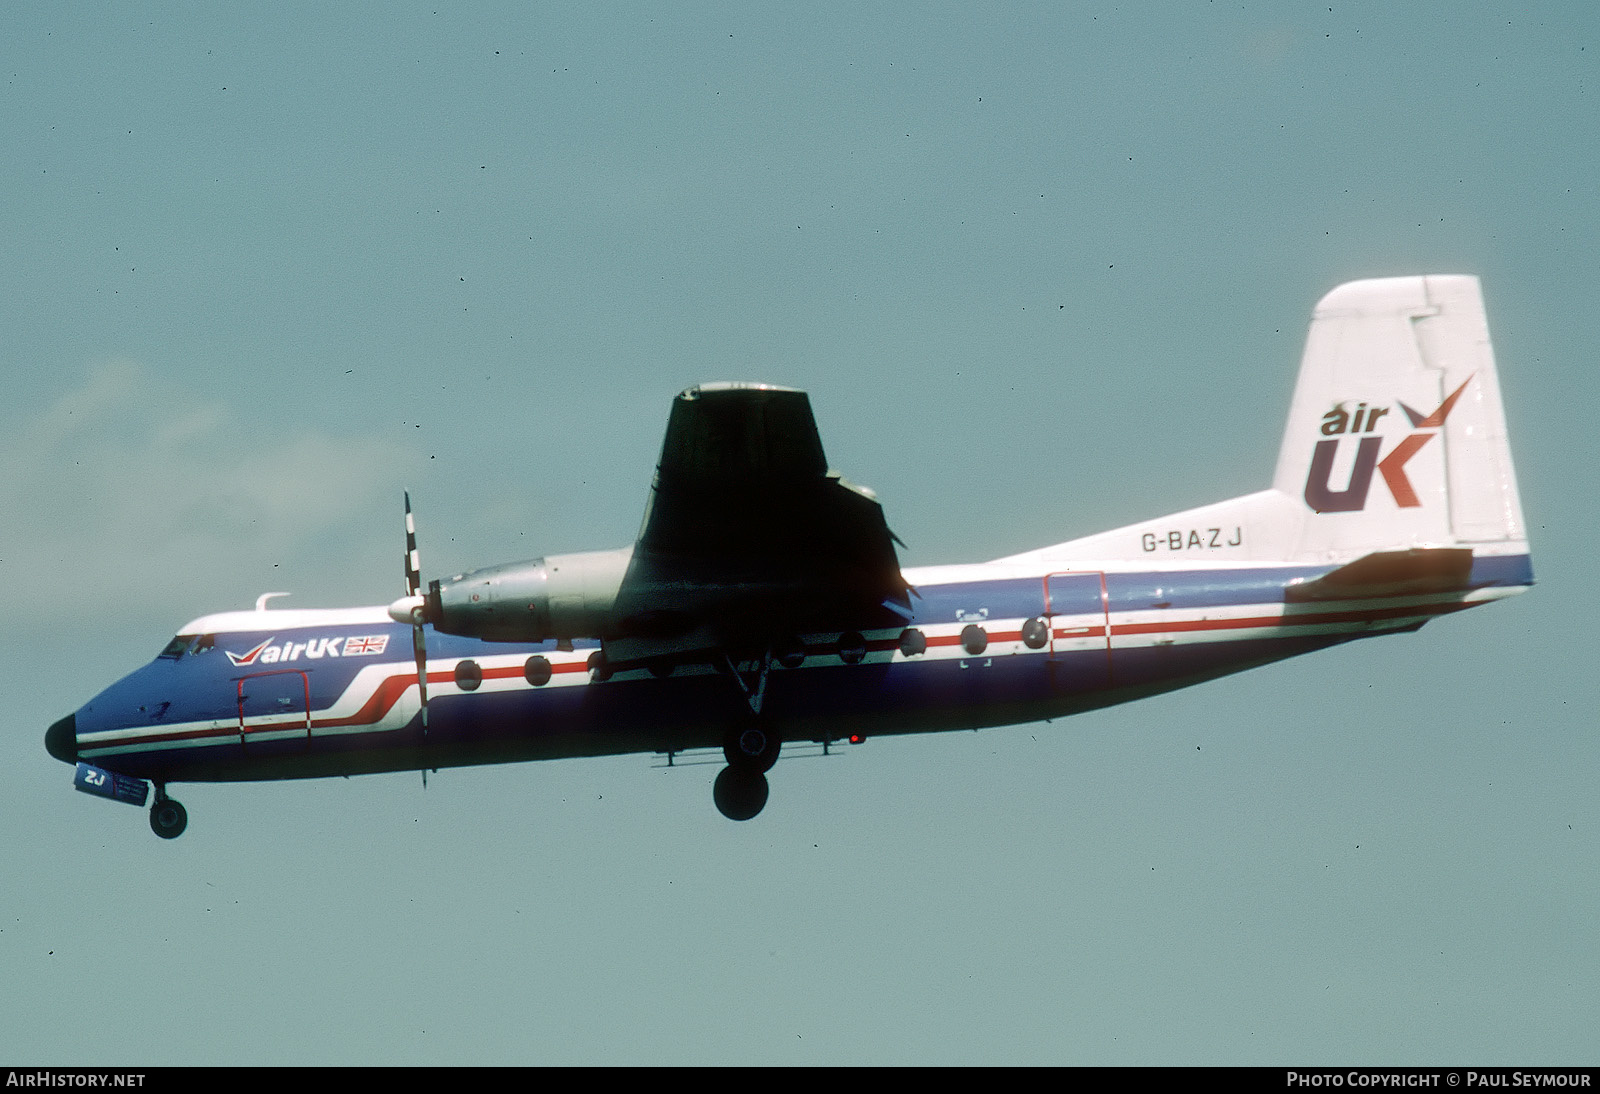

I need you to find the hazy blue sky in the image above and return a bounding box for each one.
[5,2,1596,1065]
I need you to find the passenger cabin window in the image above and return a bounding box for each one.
[158,635,196,660]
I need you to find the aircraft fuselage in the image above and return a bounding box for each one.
[55,553,1531,786]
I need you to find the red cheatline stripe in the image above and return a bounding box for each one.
[85,723,240,750]
[926,630,1023,647]
[1111,600,1469,637]
[83,604,1474,753]
[313,673,415,728]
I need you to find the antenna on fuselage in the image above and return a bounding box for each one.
[254,591,291,612]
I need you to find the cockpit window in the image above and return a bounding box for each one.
[192,634,216,655]
[158,635,196,660]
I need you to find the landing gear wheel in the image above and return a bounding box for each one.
[713,767,769,821]
[723,719,781,773]
[149,797,188,840]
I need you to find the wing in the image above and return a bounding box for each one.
[605,383,913,664]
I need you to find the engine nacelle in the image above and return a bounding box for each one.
[420,547,633,642]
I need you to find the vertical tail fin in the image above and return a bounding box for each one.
[998,275,1529,569]
[1272,275,1526,560]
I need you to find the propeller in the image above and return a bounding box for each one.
[390,492,430,730]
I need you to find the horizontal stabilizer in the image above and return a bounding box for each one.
[1284,547,1474,602]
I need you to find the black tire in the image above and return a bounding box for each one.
[150,798,188,840]
[723,719,781,773]
[713,767,769,821]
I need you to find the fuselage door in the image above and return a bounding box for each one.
[236,670,311,747]
[1045,571,1111,692]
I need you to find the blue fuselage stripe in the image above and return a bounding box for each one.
[70,554,1532,782]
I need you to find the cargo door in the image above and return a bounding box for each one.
[1045,571,1111,693]
[237,670,311,748]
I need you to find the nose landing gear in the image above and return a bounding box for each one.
[149,787,188,840]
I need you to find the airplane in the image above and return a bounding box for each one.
[46,275,1532,838]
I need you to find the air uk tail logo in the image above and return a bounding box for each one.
[1303,376,1473,513]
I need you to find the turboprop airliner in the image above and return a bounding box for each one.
[47,276,1532,837]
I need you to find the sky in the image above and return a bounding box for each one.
[3,1,1597,1066]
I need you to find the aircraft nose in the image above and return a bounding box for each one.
[45,713,78,765]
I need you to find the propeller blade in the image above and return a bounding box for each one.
[413,620,430,730]
[401,492,429,730]
[404,491,423,597]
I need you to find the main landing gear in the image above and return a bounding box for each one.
[149,785,188,840]
[711,645,783,821]
[714,716,780,821]
[713,767,769,821]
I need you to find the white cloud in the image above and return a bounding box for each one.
[1,360,414,624]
